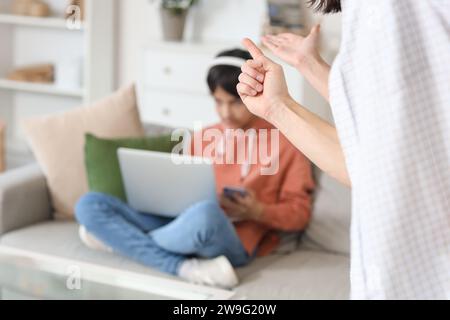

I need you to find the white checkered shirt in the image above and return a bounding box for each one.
[329,0,450,299]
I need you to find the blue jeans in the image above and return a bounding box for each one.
[75,192,250,275]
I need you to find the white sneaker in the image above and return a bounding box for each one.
[78,226,113,253]
[178,256,239,289]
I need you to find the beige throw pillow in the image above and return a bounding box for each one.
[22,84,145,219]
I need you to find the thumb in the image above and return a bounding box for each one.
[309,24,321,38]
[242,38,276,71]
[247,189,256,198]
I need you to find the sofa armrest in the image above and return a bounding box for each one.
[0,164,52,236]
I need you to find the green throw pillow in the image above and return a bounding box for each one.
[84,133,180,202]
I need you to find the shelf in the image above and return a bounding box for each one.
[0,79,84,98]
[0,13,85,30]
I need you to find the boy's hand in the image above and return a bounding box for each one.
[261,25,323,71]
[237,38,292,121]
[219,190,264,221]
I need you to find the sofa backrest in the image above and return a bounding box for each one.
[305,166,351,255]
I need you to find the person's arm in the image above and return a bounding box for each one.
[269,97,350,186]
[237,38,351,187]
[297,56,331,102]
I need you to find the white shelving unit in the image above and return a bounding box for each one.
[0,12,85,29]
[0,78,84,97]
[0,0,114,170]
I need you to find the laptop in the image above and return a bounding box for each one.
[117,148,217,218]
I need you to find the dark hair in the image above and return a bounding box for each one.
[308,0,341,14]
[207,49,252,98]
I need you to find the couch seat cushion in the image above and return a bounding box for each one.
[0,221,349,300]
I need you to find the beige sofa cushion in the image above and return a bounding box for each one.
[22,84,145,219]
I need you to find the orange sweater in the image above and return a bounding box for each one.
[191,118,315,257]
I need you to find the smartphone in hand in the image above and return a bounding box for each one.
[223,187,248,201]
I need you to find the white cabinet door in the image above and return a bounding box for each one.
[138,89,220,129]
[143,50,214,95]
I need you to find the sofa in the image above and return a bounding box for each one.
[0,157,352,300]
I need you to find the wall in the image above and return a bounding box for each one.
[116,0,342,88]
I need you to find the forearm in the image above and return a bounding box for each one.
[267,97,351,187]
[297,56,331,102]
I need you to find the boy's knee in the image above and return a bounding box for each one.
[75,192,113,226]
[189,200,226,227]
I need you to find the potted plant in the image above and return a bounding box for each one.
[154,0,198,42]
